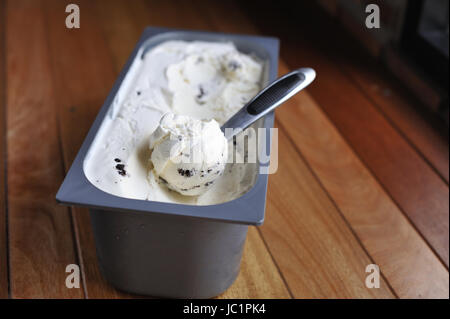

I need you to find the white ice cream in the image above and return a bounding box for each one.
[149,113,228,196]
[83,40,264,205]
[166,47,263,123]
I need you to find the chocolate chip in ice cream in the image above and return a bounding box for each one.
[228,60,241,70]
[115,164,127,176]
[196,85,206,104]
[197,86,205,98]
[177,168,195,177]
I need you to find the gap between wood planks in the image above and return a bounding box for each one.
[0,0,10,299]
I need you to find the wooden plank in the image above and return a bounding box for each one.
[42,0,134,298]
[240,1,449,266]
[136,0,395,298]
[6,0,83,298]
[0,0,9,299]
[92,0,291,299]
[195,0,449,298]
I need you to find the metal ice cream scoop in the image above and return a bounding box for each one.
[221,68,316,140]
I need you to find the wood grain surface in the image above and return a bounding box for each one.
[276,92,449,298]
[0,0,448,299]
[0,0,8,299]
[242,1,449,266]
[302,1,449,184]
[43,0,129,299]
[6,0,83,298]
[195,0,448,299]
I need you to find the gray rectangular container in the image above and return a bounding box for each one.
[56,27,279,298]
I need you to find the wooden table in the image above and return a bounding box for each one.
[1,0,448,299]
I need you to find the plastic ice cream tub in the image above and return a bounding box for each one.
[56,27,279,298]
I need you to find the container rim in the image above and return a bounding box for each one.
[56,26,279,225]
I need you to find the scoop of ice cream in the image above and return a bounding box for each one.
[149,112,228,196]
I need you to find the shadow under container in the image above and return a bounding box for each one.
[57,27,279,298]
